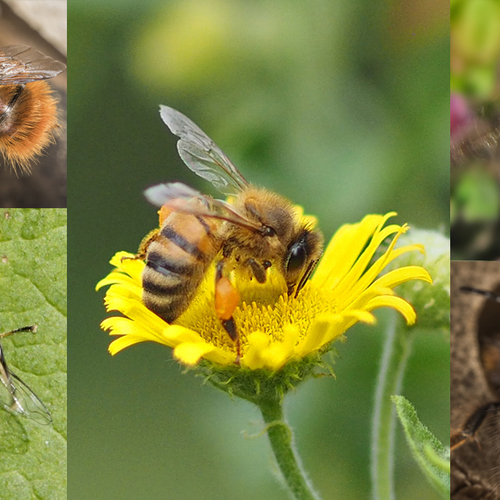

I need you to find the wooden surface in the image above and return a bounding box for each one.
[451,261,500,499]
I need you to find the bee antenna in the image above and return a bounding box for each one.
[460,286,500,302]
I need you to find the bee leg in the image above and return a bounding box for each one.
[122,228,161,263]
[215,260,241,361]
[246,258,268,283]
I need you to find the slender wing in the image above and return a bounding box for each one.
[0,45,66,85]
[144,182,262,232]
[0,343,52,425]
[160,105,249,196]
[451,125,500,166]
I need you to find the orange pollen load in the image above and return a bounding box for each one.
[215,276,241,320]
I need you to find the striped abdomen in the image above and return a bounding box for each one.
[142,212,220,323]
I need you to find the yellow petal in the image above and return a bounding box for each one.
[108,334,151,355]
[372,266,433,290]
[314,213,397,289]
[336,224,406,305]
[101,316,137,335]
[320,310,376,345]
[109,251,138,268]
[366,295,416,325]
[173,341,216,366]
[97,271,142,292]
[296,314,339,357]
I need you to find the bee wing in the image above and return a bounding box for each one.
[145,182,262,232]
[160,105,249,196]
[0,45,66,85]
[0,344,51,425]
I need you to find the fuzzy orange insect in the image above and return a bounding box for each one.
[0,45,66,174]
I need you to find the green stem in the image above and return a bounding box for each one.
[371,315,413,500]
[258,398,321,500]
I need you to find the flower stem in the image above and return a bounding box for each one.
[258,398,320,500]
[371,315,412,500]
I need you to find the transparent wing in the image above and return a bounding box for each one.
[0,45,66,85]
[144,182,262,232]
[160,105,249,196]
[0,345,51,425]
[451,125,500,166]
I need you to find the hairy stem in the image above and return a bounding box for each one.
[258,398,321,500]
[371,315,412,500]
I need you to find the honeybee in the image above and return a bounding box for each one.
[137,106,324,348]
[0,45,66,174]
[0,325,52,425]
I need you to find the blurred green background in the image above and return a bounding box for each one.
[69,0,449,499]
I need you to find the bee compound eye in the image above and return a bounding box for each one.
[286,243,307,274]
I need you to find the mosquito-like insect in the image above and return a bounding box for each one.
[0,325,52,425]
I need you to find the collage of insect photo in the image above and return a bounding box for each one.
[0,0,478,499]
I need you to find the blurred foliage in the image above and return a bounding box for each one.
[451,0,500,98]
[69,0,448,499]
[454,169,500,222]
[451,0,500,259]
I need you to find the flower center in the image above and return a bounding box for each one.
[174,264,337,356]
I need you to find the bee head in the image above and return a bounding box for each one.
[284,226,323,296]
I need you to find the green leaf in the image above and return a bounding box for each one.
[392,395,449,498]
[0,209,66,500]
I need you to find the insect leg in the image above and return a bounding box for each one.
[460,286,500,302]
[215,260,241,359]
[245,258,268,284]
[451,401,500,450]
[0,324,37,339]
[121,228,161,263]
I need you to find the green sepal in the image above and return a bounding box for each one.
[197,352,330,405]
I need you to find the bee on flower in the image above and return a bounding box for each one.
[97,106,432,386]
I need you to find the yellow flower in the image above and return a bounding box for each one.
[97,212,431,372]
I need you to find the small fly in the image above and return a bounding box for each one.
[0,325,52,425]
